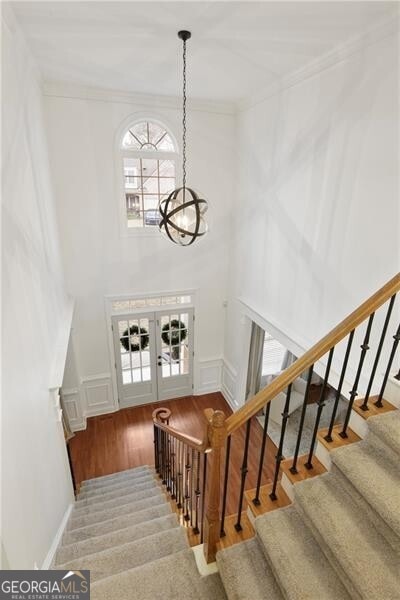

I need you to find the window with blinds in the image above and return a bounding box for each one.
[262,333,286,376]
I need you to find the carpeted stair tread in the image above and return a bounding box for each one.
[68,493,166,531]
[216,537,283,600]
[62,503,172,545]
[367,410,400,456]
[76,478,159,507]
[58,527,188,582]
[91,548,226,600]
[81,465,150,485]
[294,471,400,599]
[55,513,178,565]
[332,438,400,537]
[78,473,157,499]
[80,467,153,491]
[73,485,162,516]
[256,505,350,599]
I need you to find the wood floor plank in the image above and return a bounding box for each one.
[69,393,277,516]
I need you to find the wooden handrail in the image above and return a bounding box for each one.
[226,272,400,435]
[152,407,209,452]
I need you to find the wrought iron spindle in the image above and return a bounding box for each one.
[305,348,334,469]
[193,451,201,535]
[200,453,207,544]
[184,446,191,521]
[339,312,375,437]
[362,296,396,410]
[153,425,159,472]
[235,419,251,531]
[375,322,400,407]
[220,435,231,537]
[190,448,195,526]
[325,330,354,442]
[177,441,183,509]
[253,403,271,505]
[170,437,176,499]
[161,431,167,484]
[270,383,292,500]
[158,429,163,479]
[290,366,314,474]
[166,433,171,491]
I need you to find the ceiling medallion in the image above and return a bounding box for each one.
[159,30,208,246]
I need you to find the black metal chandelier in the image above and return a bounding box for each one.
[159,30,208,246]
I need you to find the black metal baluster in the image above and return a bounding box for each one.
[200,453,207,544]
[220,435,231,537]
[193,451,201,535]
[375,322,400,407]
[290,365,314,474]
[153,425,159,472]
[162,431,167,484]
[340,312,375,438]
[253,403,271,505]
[177,441,183,509]
[235,419,252,531]
[270,383,292,500]
[158,429,163,479]
[184,446,191,521]
[170,436,176,499]
[362,296,396,410]
[305,348,334,469]
[325,330,355,442]
[190,448,195,526]
[166,433,171,491]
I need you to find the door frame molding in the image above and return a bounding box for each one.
[104,289,197,409]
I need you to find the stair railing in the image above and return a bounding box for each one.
[153,272,400,563]
[152,406,226,562]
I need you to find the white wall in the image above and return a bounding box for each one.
[225,28,399,405]
[2,8,74,568]
[44,86,234,414]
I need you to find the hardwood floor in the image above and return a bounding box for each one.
[69,392,278,517]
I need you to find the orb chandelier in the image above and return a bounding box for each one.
[159,30,208,246]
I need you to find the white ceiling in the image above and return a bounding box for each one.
[10,1,397,103]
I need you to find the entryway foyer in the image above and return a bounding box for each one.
[3,3,399,599]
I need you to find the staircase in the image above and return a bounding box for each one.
[53,274,400,599]
[217,408,400,600]
[53,403,399,599]
[53,466,225,599]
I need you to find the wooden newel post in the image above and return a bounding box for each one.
[203,409,226,563]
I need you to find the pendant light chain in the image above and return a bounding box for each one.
[158,30,208,246]
[182,37,187,191]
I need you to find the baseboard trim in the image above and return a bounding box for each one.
[41,503,74,569]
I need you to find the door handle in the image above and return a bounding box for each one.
[158,361,162,366]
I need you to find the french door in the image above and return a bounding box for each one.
[112,308,194,408]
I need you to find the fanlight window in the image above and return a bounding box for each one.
[121,121,177,229]
[122,121,175,152]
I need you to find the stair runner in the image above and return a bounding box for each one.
[54,410,400,599]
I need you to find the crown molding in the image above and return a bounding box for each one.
[238,10,399,113]
[42,81,235,116]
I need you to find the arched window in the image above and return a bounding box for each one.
[120,120,177,230]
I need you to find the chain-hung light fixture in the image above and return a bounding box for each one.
[159,31,208,245]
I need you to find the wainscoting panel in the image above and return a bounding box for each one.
[221,360,238,410]
[195,359,222,395]
[81,374,117,418]
[61,388,86,432]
